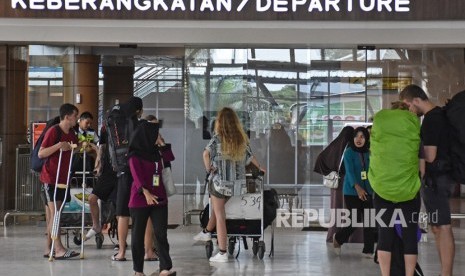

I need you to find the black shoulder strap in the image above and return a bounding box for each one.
[54,124,63,144]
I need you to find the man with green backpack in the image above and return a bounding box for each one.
[369,103,422,276]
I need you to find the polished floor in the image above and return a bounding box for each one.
[1,222,465,276]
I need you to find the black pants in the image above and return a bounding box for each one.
[116,170,132,217]
[334,195,375,254]
[373,193,420,255]
[130,205,172,273]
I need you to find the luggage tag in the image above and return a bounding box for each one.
[361,171,367,180]
[153,163,160,187]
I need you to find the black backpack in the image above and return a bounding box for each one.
[444,90,465,183]
[30,116,62,173]
[105,104,135,175]
[263,188,279,228]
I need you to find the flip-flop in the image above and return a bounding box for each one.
[54,250,79,260]
[43,253,54,258]
[111,253,126,261]
[144,257,159,261]
[114,242,128,251]
[43,251,55,258]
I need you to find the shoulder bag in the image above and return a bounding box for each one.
[162,161,176,197]
[160,144,176,197]
[323,147,347,189]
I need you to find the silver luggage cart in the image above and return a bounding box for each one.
[205,170,274,260]
[60,154,103,249]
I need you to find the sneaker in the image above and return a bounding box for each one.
[193,230,211,242]
[332,233,341,255]
[85,228,100,241]
[209,252,228,263]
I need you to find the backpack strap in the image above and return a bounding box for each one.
[54,124,63,144]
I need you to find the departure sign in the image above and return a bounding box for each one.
[4,0,465,20]
[11,0,410,13]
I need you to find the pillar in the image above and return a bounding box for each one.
[63,55,100,128]
[102,66,134,112]
[0,46,28,212]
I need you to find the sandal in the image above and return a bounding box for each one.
[144,257,159,261]
[54,250,79,260]
[111,253,127,261]
[43,251,55,258]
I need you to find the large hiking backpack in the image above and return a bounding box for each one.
[30,116,61,173]
[444,90,465,183]
[105,104,134,175]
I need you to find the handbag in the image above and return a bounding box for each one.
[323,171,340,189]
[162,164,176,197]
[323,147,347,189]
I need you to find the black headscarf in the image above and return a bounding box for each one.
[349,127,370,153]
[121,96,143,117]
[314,126,354,175]
[128,121,160,162]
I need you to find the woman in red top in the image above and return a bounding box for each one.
[128,120,176,276]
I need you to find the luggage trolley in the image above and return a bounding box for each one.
[205,168,272,260]
[61,150,103,250]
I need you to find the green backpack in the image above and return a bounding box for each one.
[369,109,421,202]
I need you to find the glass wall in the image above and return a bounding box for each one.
[28,46,75,122]
[21,45,465,224]
[183,47,465,222]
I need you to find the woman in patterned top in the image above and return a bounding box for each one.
[193,107,264,262]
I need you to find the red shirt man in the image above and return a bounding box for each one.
[40,126,78,185]
[38,103,80,260]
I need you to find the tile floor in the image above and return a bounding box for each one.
[1,222,464,276]
[2,186,465,275]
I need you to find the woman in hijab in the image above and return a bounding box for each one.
[128,121,176,276]
[314,126,354,242]
[332,127,375,258]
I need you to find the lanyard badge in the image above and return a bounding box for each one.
[153,163,160,187]
[359,153,367,180]
[153,175,160,187]
[361,171,367,180]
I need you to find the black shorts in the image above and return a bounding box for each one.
[40,185,49,207]
[116,171,132,217]
[421,174,454,226]
[41,184,71,205]
[92,168,118,202]
[374,193,421,255]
